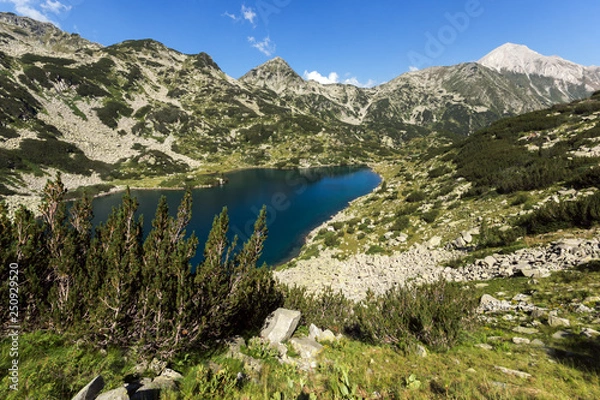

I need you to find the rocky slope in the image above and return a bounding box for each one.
[480,43,600,99]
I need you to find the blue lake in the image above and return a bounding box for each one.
[90,166,381,266]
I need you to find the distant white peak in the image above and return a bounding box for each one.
[478,42,593,86]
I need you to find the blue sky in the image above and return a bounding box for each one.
[1,0,600,87]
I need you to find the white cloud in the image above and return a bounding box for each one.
[343,77,377,88]
[409,66,419,72]
[303,70,339,85]
[223,11,239,21]
[224,5,257,26]
[241,5,256,25]
[0,0,72,26]
[303,71,376,87]
[248,36,275,56]
[41,0,71,14]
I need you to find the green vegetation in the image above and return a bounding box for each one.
[0,176,280,361]
[451,97,600,195]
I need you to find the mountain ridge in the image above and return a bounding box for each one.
[0,12,599,208]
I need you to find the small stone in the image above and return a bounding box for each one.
[584,296,600,304]
[512,326,539,335]
[289,337,323,360]
[575,304,593,313]
[581,327,600,338]
[530,309,547,320]
[475,343,493,350]
[466,368,477,373]
[413,344,428,358]
[531,339,545,347]
[494,365,532,379]
[552,330,571,340]
[308,323,323,340]
[512,337,531,345]
[483,255,497,268]
[548,315,570,328]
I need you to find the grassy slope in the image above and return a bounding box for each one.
[2,265,599,399]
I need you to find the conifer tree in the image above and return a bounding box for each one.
[39,174,72,328]
[91,188,143,346]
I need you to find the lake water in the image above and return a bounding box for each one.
[90,166,381,266]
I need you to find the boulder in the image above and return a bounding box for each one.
[96,387,129,400]
[460,231,473,244]
[289,337,323,360]
[482,255,497,268]
[72,375,105,400]
[260,308,301,345]
[427,236,442,248]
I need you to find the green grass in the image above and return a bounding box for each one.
[4,265,600,399]
[0,332,135,400]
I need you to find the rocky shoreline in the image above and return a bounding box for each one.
[275,236,600,301]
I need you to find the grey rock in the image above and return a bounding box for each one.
[530,309,547,320]
[427,236,442,248]
[260,308,301,344]
[548,315,570,328]
[512,326,539,335]
[289,337,324,360]
[494,365,532,379]
[72,375,105,400]
[531,339,545,347]
[131,384,162,400]
[148,358,167,375]
[308,323,323,340]
[159,369,183,381]
[317,329,337,343]
[475,343,493,350]
[96,387,129,400]
[581,327,600,338]
[413,344,428,358]
[461,231,473,244]
[512,337,531,345]
[483,255,497,268]
[552,330,571,339]
[575,304,593,313]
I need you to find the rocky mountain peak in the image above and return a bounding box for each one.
[0,11,100,56]
[479,42,600,92]
[240,56,305,94]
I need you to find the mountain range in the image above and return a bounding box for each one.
[1,12,599,201]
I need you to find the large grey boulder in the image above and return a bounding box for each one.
[72,375,105,400]
[96,387,129,400]
[260,308,301,345]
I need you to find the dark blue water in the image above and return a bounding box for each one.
[90,166,380,266]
